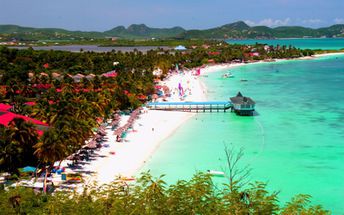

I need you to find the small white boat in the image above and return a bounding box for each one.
[207,170,225,176]
[222,72,234,78]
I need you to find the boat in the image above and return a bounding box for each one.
[222,72,234,78]
[207,170,225,177]
[115,175,136,182]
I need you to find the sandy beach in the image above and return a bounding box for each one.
[68,63,250,185]
[65,67,217,185]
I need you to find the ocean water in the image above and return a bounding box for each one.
[226,38,344,50]
[141,54,344,214]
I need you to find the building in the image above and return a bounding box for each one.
[174,45,187,51]
[0,103,49,135]
[230,92,256,116]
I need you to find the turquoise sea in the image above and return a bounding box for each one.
[226,38,344,50]
[141,54,344,214]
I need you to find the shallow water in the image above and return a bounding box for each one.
[226,38,344,50]
[141,54,344,213]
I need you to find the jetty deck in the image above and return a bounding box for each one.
[147,101,232,112]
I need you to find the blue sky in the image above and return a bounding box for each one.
[1,0,343,31]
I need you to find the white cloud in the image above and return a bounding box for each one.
[245,18,291,27]
[302,19,323,25]
[334,18,344,24]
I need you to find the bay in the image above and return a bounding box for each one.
[141,54,344,214]
[226,38,344,50]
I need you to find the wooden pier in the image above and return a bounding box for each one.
[147,101,232,112]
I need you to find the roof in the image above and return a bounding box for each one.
[174,45,187,51]
[102,70,117,78]
[230,92,255,105]
[0,103,12,111]
[52,72,61,78]
[0,111,48,127]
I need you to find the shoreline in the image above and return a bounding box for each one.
[64,51,343,186]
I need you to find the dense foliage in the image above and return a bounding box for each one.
[0,172,330,214]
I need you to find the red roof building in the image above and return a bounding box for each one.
[0,104,49,135]
[0,103,12,111]
[0,111,48,127]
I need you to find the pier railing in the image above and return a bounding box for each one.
[147,101,232,112]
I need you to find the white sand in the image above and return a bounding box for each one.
[80,110,194,185]
[314,52,344,57]
[70,70,209,185]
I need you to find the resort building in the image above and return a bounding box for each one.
[0,103,49,135]
[174,45,187,51]
[230,92,256,116]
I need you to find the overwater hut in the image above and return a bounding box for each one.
[230,92,255,116]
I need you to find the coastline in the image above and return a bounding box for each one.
[74,69,208,185]
[67,51,343,186]
[82,110,195,185]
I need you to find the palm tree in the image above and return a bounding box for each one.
[0,125,22,174]
[0,119,39,174]
[8,118,39,166]
[34,128,67,193]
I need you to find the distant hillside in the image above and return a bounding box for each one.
[0,24,185,41]
[0,21,344,41]
[104,24,185,39]
[180,21,344,39]
[0,25,104,41]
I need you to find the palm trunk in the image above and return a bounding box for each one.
[33,162,41,183]
[43,166,50,193]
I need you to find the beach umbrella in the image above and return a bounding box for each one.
[66,155,75,160]
[21,166,37,173]
[85,141,97,149]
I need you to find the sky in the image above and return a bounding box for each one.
[1,0,344,31]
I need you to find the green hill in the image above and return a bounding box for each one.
[104,24,185,39]
[0,25,105,41]
[180,21,344,39]
[0,21,343,41]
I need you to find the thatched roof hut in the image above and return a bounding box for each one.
[230,92,255,116]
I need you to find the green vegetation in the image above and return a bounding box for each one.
[0,171,330,214]
[104,24,185,39]
[0,21,343,43]
[1,146,330,215]
[180,21,344,39]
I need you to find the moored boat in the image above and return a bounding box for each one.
[207,170,225,176]
[222,72,234,78]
